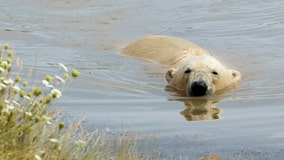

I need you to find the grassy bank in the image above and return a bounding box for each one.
[0,43,144,160]
[0,43,228,160]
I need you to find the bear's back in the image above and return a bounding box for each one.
[122,35,208,67]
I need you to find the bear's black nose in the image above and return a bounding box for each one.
[189,81,208,96]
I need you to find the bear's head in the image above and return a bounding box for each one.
[165,55,241,96]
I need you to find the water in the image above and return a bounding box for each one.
[1,0,284,159]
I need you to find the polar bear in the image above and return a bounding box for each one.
[122,35,241,96]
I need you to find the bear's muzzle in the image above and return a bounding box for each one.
[187,71,212,96]
[188,81,208,96]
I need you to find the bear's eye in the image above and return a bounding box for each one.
[184,68,191,74]
[212,71,218,76]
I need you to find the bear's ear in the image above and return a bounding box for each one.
[230,69,241,82]
[165,68,176,83]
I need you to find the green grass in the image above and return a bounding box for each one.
[0,43,144,160]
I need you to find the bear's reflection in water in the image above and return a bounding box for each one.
[178,99,222,121]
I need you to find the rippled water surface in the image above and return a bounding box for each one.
[1,0,284,159]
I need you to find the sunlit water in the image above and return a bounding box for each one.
[1,0,284,159]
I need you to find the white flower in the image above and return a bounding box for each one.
[34,154,42,160]
[25,111,33,116]
[4,100,10,104]
[2,101,14,113]
[42,115,52,124]
[51,89,62,98]
[7,105,15,110]
[2,61,8,66]
[55,76,65,83]
[24,95,31,100]
[3,78,14,85]
[12,100,20,107]
[42,80,54,88]
[46,120,51,125]
[50,138,59,143]
[42,80,48,86]
[0,67,5,73]
[12,85,21,92]
[2,108,10,114]
[42,115,51,121]
[58,63,68,72]
[0,83,6,90]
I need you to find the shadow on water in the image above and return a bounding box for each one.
[165,84,241,122]
[167,96,223,122]
[179,99,222,121]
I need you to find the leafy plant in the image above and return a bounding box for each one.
[0,43,142,160]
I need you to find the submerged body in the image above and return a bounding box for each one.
[122,35,241,96]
